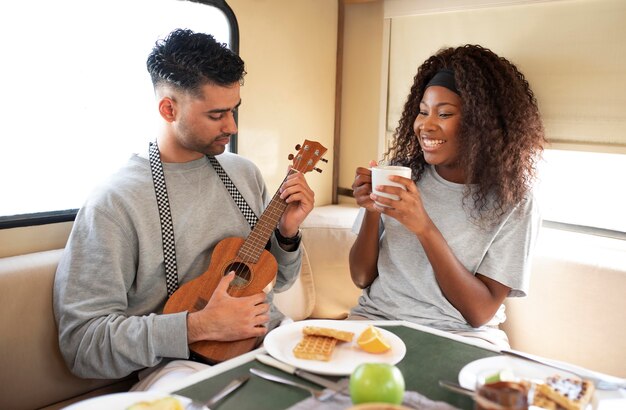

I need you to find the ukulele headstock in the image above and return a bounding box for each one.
[288,140,328,174]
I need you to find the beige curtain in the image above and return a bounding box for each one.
[386,0,626,152]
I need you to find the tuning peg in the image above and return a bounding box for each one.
[314,168,323,173]
[288,154,294,160]
[295,144,302,151]
[320,158,328,163]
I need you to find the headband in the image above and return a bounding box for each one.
[425,69,460,95]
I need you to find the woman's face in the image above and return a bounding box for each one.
[413,85,464,183]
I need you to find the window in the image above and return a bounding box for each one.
[0,0,236,227]
[382,0,626,239]
[537,150,626,236]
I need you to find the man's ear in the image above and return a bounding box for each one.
[158,97,176,122]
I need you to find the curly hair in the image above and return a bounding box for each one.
[387,44,545,222]
[146,28,246,94]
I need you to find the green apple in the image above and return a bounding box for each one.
[483,369,516,384]
[349,363,405,405]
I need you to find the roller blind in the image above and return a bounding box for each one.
[386,0,626,150]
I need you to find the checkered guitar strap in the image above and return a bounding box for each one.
[206,156,259,230]
[148,142,260,298]
[148,141,180,297]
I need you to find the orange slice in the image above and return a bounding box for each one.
[356,325,391,354]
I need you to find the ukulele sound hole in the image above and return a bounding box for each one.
[224,262,252,289]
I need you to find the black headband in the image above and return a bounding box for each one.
[425,69,460,95]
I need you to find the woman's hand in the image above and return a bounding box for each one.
[370,174,433,238]
[352,160,379,211]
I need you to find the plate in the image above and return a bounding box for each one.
[458,355,579,389]
[62,391,202,410]
[263,319,406,376]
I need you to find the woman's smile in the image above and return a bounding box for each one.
[420,135,446,150]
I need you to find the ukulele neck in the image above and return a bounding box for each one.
[237,168,297,263]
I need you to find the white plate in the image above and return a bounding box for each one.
[62,391,202,410]
[263,319,406,376]
[458,355,579,390]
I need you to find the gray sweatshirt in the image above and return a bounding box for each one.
[53,152,301,379]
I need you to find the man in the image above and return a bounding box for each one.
[53,29,314,386]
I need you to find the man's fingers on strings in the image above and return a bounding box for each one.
[217,271,236,289]
[282,191,312,204]
[280,173,310,194]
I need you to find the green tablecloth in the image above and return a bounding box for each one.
[174,325,499,409]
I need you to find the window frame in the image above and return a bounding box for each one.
[542,221,626,241]
[0,0,240,230]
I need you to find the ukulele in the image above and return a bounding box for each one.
[163,140,328,363]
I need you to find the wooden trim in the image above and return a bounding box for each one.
[332,0,346,204]
[378,17,391,160]
[383,0,562,18]
[0,209,77,230]
[337,187,354,197]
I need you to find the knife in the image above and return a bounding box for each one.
[255,354,347,393]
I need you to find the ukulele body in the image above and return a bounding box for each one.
[162,236,277,363]
[161,139,327,363]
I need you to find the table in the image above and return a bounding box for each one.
[170,321,500,409]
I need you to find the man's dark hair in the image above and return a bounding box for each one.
[146,28,246,93]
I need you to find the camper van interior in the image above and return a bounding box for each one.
[0,0,624,409]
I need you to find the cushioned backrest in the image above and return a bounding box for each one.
[300,205,362,319]
[273,243,316,320]
[0,249,120,409]
[501,228,626,378]
[273,205,362,321]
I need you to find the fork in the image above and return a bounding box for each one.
[250,368,325,400]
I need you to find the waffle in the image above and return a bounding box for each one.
[302,326,354,342]
[532,392,557,409]
[534,375,595,410]
[293,335,338,361]
[127,396,183,410]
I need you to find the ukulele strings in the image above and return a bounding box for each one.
[226,147,306,286]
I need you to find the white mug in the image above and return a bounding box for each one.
[371,165,412,207]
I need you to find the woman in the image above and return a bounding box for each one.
[349,45,545,348]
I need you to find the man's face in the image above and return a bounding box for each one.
[170,82,241,157]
